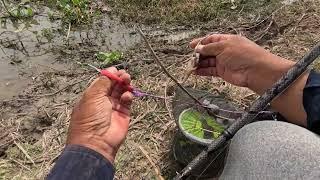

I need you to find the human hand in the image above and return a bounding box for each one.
[67,67,133,164]
[190,34,294,90]
[191,34,309,127]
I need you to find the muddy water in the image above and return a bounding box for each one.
[0,8,140,100]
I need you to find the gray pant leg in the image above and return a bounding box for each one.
[219,121,320,180]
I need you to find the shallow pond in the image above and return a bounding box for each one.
[0,7,140,100]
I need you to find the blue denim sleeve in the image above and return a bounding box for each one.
[47,145,114,180]
[303,70,320,134]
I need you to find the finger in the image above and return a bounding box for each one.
[198,57,216,68]
[195,42,225,57]
[195,67,217,76]
[116,70,131,84]
[115,69,125,77]
[102,67,118,87]
[111,99,130,115]
[120,91,133,107]
[199,34,230,45]
[190,37,204,49]
[106,66,118,74]
[190,34,230,48]
[111,73,131,98]
[86,76,112,96]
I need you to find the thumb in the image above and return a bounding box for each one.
[195,42,225,57]
[86,67,118,96]
[86,76,112,96]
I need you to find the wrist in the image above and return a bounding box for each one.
[247,53,295,95]
[67,134,117,164]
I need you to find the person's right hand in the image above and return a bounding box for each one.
[67,67,133,164]
[190,34,293,89]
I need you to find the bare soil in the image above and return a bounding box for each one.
[1,0,320,179]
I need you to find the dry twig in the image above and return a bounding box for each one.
[254,16,275,42]
[9,158,31,171]
[129,104,157,128]
[13,140,35,166]
[66,22,71,41]
[242,4,287,31]
[134,143,165,180]
[164,80,174,120]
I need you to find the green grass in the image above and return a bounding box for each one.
[41,0,93,25]
[52,0,92,24]
[1,0,98,25]
[107,0,281,25]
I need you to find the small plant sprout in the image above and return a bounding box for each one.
[95,51,123,65]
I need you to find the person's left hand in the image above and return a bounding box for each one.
[67,67,133,164]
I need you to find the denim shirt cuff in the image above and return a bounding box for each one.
[47,144,114,180]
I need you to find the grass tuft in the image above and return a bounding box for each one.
[107,0,281,25]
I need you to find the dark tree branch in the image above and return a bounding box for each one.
[138,28,203,105]
[174,42,320,179]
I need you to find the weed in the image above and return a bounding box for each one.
[1,0,34,19]
[46,0,91,25]
[96,51,123,65]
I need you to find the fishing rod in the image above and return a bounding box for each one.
[174,42,320,179]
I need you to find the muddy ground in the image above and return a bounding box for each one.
[1,0,320,179]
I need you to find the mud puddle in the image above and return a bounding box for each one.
[0,7,140,100]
